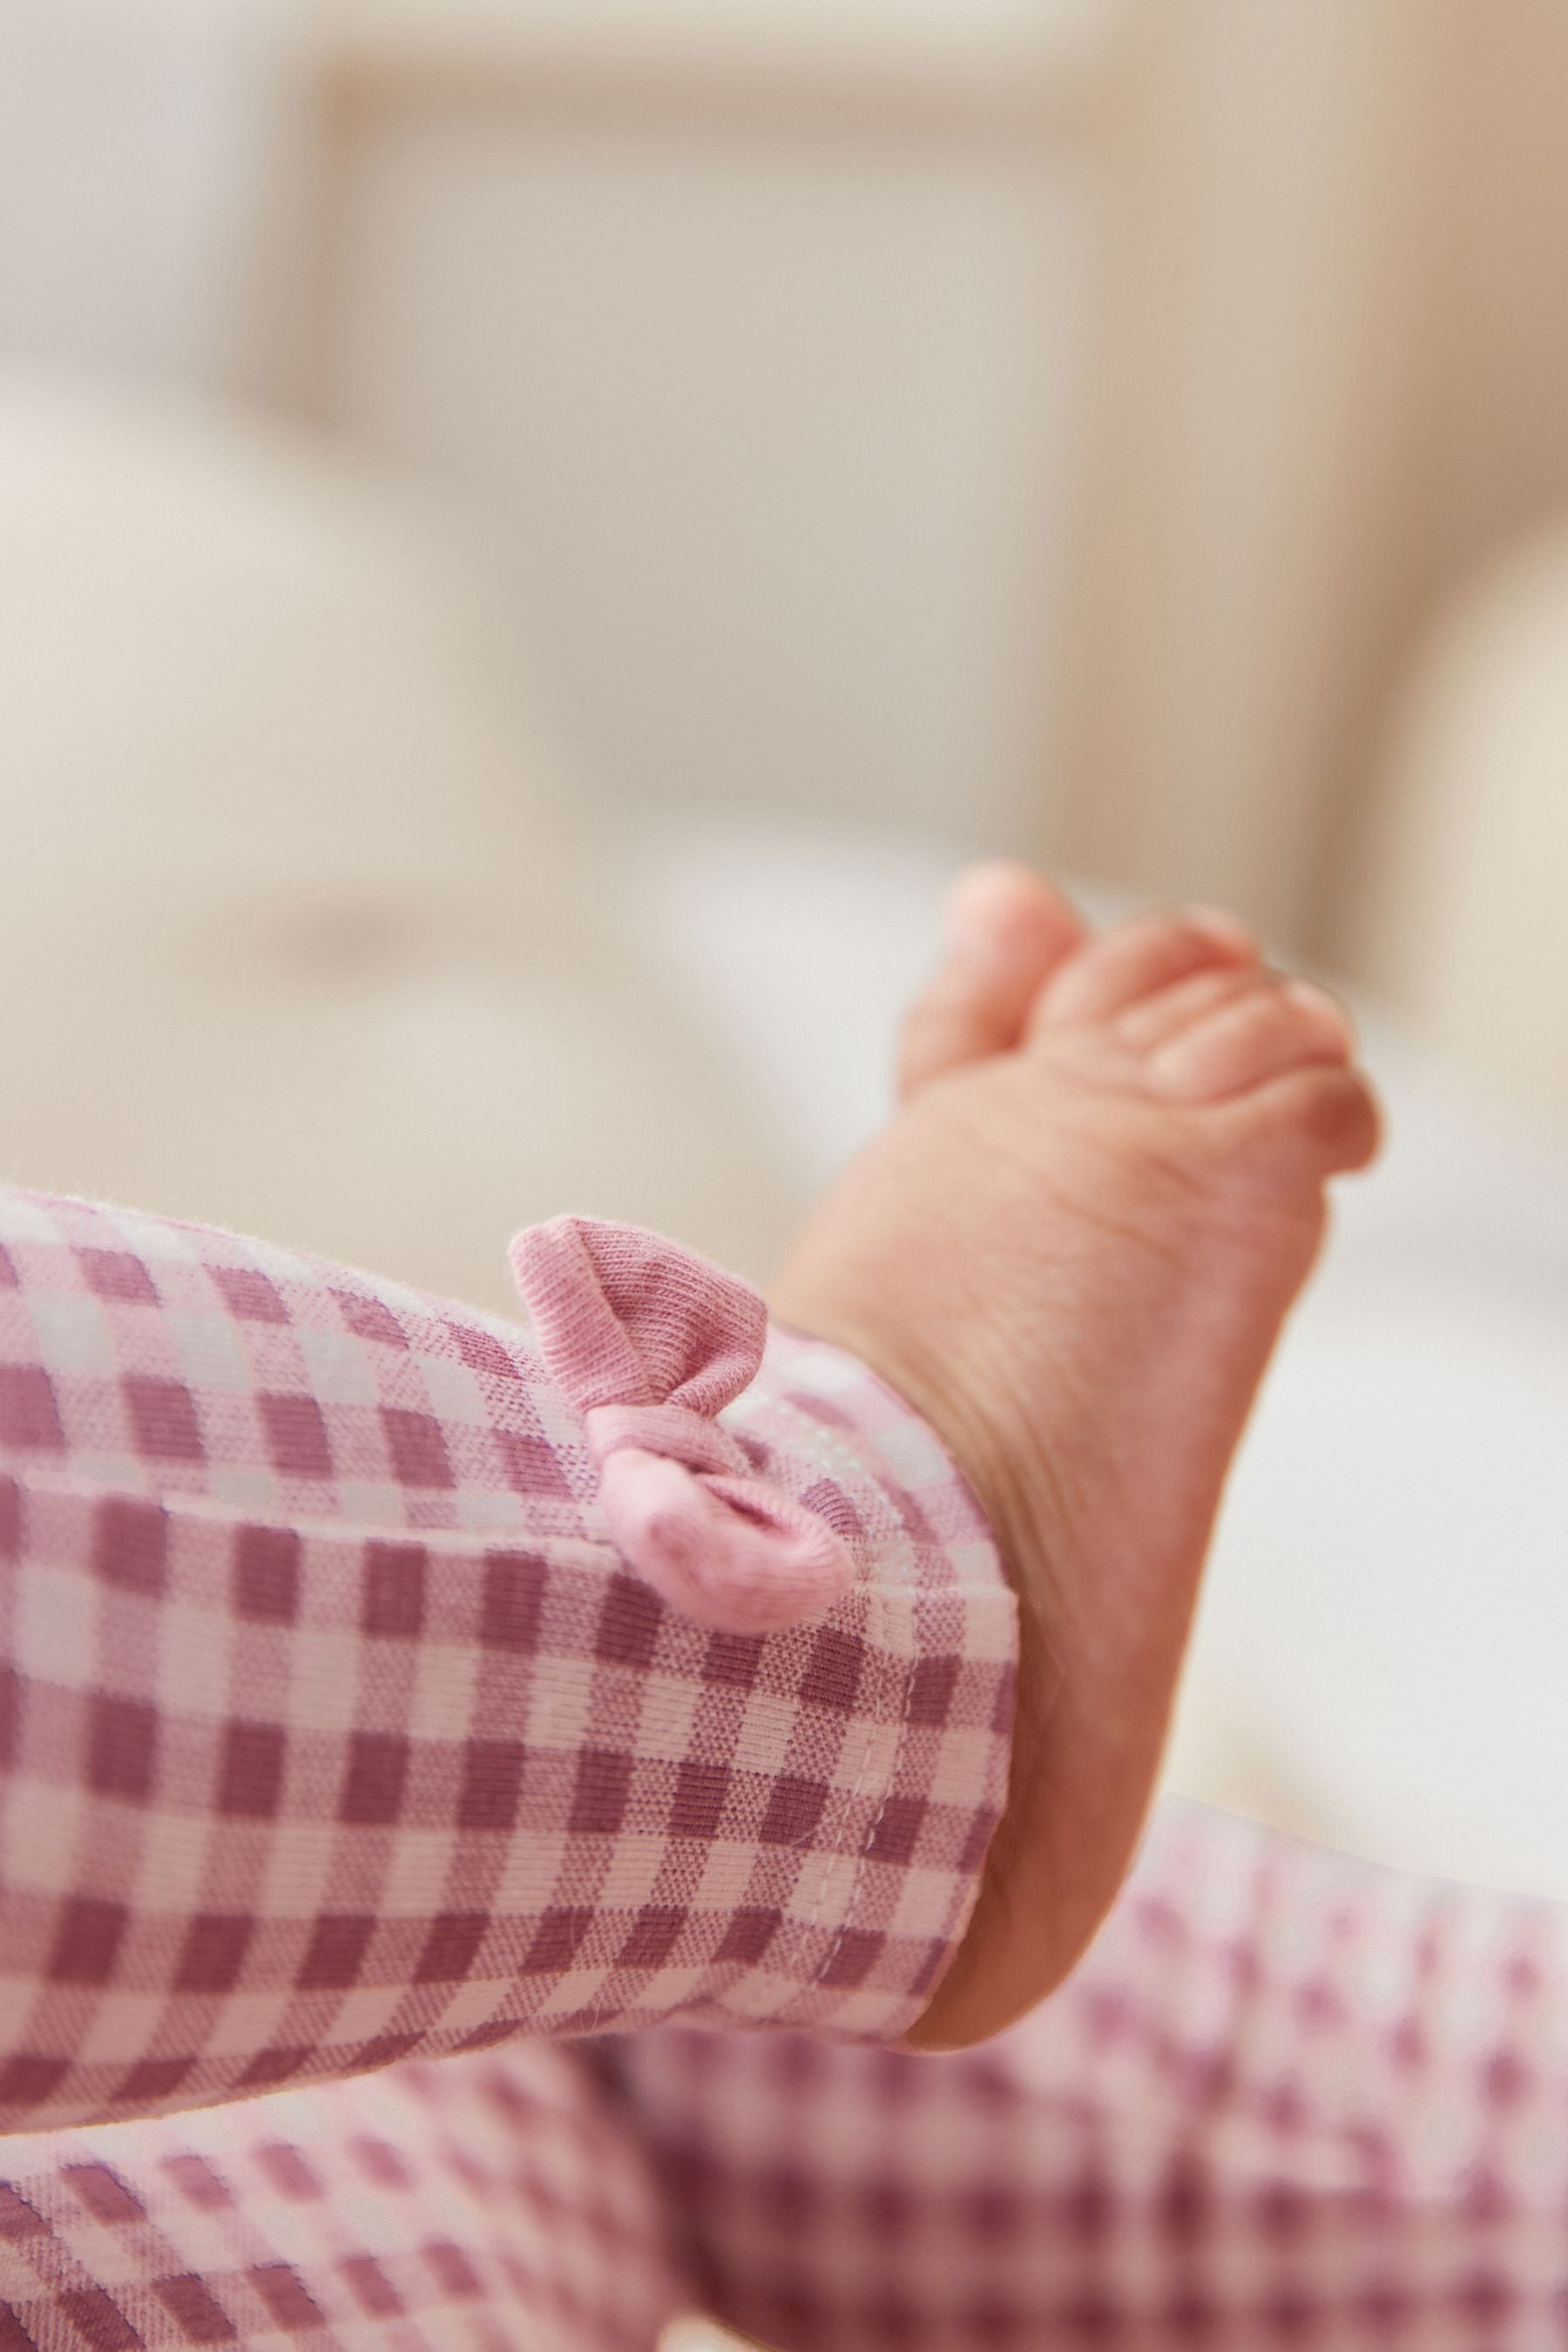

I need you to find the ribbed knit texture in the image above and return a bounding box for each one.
[512,1219,855,1632]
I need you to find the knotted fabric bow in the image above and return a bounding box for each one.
[510,1217,855,1633]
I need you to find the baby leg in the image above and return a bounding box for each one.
[776,867,1376,2044]
[616,1804,1568,2351]
[0,2043,686,2350]
[0,1180,1013,2130]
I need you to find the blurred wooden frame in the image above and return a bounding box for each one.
[1058,0,1568,962]
[279,0,1123,889]
[314,18,1112,137]
[288,2,1119,406]
[282,0,1568,963]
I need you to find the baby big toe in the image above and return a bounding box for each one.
[1147,977,1354,1103]
[898,864,1085,1098]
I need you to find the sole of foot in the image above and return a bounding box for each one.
[774,865,1379,2049]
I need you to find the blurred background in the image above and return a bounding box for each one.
[3,0,1567,1906]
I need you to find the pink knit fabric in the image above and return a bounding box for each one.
[17,1801,1568,2349]
[0,1184,1016,2135]
[622,1798,1568,2349]
[511,1219,855,1633]
[7,1185,1568,2347]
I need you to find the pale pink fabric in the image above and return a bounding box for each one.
[4,1189,1568,2346]
[15,1803,1568,2349]
[0,1186,1016,2136]
[0,2044,685,2352]
[622,1799,1568,2349]
[0,1184,1014,2343]
[511,1219,855,1633]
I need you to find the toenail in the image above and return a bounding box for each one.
[946,865,1029,928]
[942,909,1010,974]
[943,872,1025,965]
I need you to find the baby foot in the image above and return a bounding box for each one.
[772,866,1378,2049]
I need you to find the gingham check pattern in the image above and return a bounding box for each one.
[13,1187,1565,2349]
[0,1187,1016,2137]
[0,2042,684,2351]
[619,1798,1568,2349]
[15,1802,1568,2350]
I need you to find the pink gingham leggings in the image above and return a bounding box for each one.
[1,1189,1565,2349]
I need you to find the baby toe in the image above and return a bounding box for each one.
[1031,907,1257,1032]
[898,864,1085,1098]
[1227,1061,1383,1179]
[1116,962,1270,1050]
[1147,977,1354,1103]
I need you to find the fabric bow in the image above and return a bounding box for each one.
[510,1217,855,1633]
